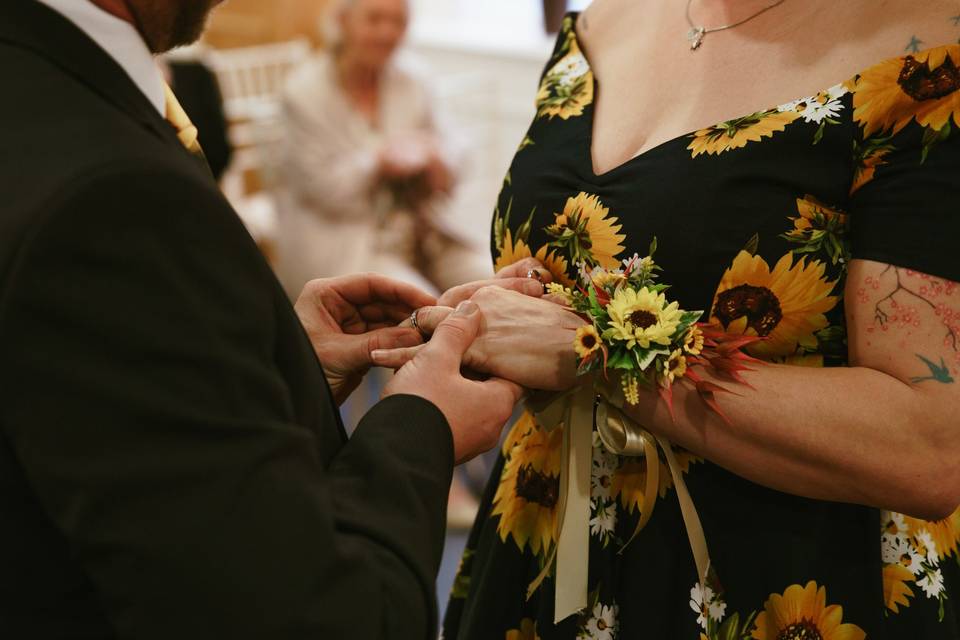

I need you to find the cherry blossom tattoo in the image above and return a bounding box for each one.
[858,266,960,384]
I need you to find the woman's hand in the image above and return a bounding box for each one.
[435,257,554,308]
[374,286,587,391]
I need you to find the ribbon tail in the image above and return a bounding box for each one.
[618,432,659,553]
[655,434,712,589]
[527,544,558,601]
[553,385,594,623]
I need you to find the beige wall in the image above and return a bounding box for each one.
[203,0,330,49]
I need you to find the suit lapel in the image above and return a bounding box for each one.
[0,0,181,150]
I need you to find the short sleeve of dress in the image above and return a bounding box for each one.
[847,44,960,282]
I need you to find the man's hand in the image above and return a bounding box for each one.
[294,274,436,405]
[384,301,524,463]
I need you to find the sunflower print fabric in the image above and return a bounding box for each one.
[442,15,960,640]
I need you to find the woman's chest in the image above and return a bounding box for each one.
[493,91,857,366]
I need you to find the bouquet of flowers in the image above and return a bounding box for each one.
[547,239,761,420]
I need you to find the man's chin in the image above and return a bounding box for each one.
[135,0,220,54]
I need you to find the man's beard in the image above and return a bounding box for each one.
[128,0,218,53]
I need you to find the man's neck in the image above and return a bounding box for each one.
[88,0,135,26]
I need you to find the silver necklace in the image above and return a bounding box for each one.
[685,0,788,50]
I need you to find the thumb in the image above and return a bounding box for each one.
[421,300,481,369]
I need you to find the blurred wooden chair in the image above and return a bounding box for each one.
[206,39,312,265]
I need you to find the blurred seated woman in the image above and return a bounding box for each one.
[274,0,490,297]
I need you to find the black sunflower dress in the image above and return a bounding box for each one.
[442,15,960,640]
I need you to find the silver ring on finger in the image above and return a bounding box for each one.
[410,308,427,339]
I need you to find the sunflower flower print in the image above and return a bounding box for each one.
[688,109,800,157]
[751,581,866,640]
[781,195,850,266]
[536,18,594,120]
[850,134,895,193]
[491,412,561,556]
[505,618,540,640]
[711,251,840,359]
[852,44,960,137]
[545,192,625,270]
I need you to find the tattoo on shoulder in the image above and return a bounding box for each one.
[904,12,960,51]
[911,353,955,384]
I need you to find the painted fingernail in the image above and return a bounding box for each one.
[454,300,479,316]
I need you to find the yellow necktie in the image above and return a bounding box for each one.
[163,83,210,170]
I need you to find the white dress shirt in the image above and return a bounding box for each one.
[35,0,165,115]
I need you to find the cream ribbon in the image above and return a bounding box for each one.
[526,381,713,624]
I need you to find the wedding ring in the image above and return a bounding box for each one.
[527,268,548,293]
[410,308,427,338]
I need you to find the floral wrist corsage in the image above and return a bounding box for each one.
[550,239,761,419]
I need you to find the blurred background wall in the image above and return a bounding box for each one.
[186,0,590,259]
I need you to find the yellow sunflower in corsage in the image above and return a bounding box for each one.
[567,239,762,419]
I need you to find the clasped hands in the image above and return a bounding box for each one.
[294,258,585,463]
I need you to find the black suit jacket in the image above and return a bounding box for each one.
[0,2,453,637]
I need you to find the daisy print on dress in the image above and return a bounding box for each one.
[578,599,619,640]
[589,432,620,548]
[689,581,730,639]
[880,508,960,619]
[777,83,848,144]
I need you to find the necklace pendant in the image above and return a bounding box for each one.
[687,26,706,50]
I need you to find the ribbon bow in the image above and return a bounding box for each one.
[525,381,713,624]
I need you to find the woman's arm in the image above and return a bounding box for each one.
[376,258,960,520]
[623,258,960,520]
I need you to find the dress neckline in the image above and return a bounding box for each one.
[567,11,960,180]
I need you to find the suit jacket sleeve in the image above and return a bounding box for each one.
[0,163,453,639]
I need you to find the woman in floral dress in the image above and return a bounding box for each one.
[379,1,960,638]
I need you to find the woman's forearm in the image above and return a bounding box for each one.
[625,363,958,519]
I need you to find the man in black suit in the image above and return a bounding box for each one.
[0,0,544,636]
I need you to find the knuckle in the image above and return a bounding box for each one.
[474,285,499,301]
